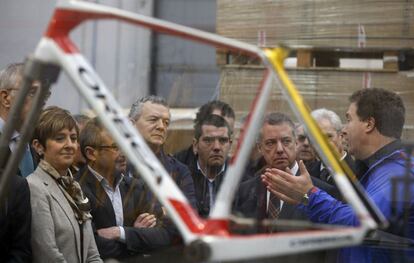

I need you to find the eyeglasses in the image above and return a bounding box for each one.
[200,136,230,145]
[93,144,119,151]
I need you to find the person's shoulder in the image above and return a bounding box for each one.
[26,168,44,185]
[122,175,148,195]
[167,153,191,172]
[375,149,407,172]
[173,145,193,163]
[239,174,259,190]
[74,166,94,186]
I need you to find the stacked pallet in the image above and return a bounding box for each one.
[219,66,414,139]
[217,0,414,48]
[217,0,414,140]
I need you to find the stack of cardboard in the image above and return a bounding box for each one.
[219,66,414,139]
[217,0,414,48]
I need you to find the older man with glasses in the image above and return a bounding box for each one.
[75,117,171,260]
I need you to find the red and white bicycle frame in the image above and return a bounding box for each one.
[17,0,385,261]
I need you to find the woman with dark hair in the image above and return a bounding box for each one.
[28,106,102,263]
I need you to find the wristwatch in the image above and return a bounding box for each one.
[301,193,310,206]
[301,186,318,206]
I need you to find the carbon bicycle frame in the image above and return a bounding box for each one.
[0,0,387,261]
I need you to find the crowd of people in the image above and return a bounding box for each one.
[0,62,413,263]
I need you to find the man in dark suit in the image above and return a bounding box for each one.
[235,112,340,222]
[310,108,356,183]
[76,117,171,260]
[128,95,197,209]
[0,63,43,262]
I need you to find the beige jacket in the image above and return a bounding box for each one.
[28,166,102,263]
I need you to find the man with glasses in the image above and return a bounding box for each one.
[191,114,232,217]
[76,117,171,259]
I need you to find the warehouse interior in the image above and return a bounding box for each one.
[0,0,413,262]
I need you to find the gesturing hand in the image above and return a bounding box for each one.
[261,160,314,205]
[134,213,157,228]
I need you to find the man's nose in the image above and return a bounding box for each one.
[275,141,284,153]
[212,138,222,150]
[155,119,166,130]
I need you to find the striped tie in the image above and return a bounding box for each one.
[267,193,281,219]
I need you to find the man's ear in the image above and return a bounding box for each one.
[257,142,263,154]
[192,138,198,155]
[0,90,11,109]
[84,146,97,162]
[365,117,376,133]
[32,139,45,156]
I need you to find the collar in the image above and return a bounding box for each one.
[0,117,19,141]
[291,161,299,175]
[320,152,347,171]
[196,160,226,182]
[87,165,124,189]
[363,139,402,168]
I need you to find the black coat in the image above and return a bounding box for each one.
[0,141,32,263]
[0,175,32,263]
[128,150,197,210]
[234,165,341,220]
[190,162,227,218]
[76,167,171,259]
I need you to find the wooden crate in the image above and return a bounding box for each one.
[217,47,414,72]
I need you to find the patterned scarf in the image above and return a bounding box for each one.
[39,160,91,223]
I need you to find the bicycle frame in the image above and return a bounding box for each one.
[0,0,386,261]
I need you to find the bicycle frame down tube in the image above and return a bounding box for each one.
[26,0,381,261]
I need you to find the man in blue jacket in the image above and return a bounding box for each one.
[262,88,413,262]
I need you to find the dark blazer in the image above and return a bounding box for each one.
[76,167,171,259]
[174,145,196,173]
[0,175,32,263]
[128,150,197,210]
[158,151,197,209]
[235,175,308,221]
[308,152,356,182]
[234,164,341,220]
[0,142,32,262]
